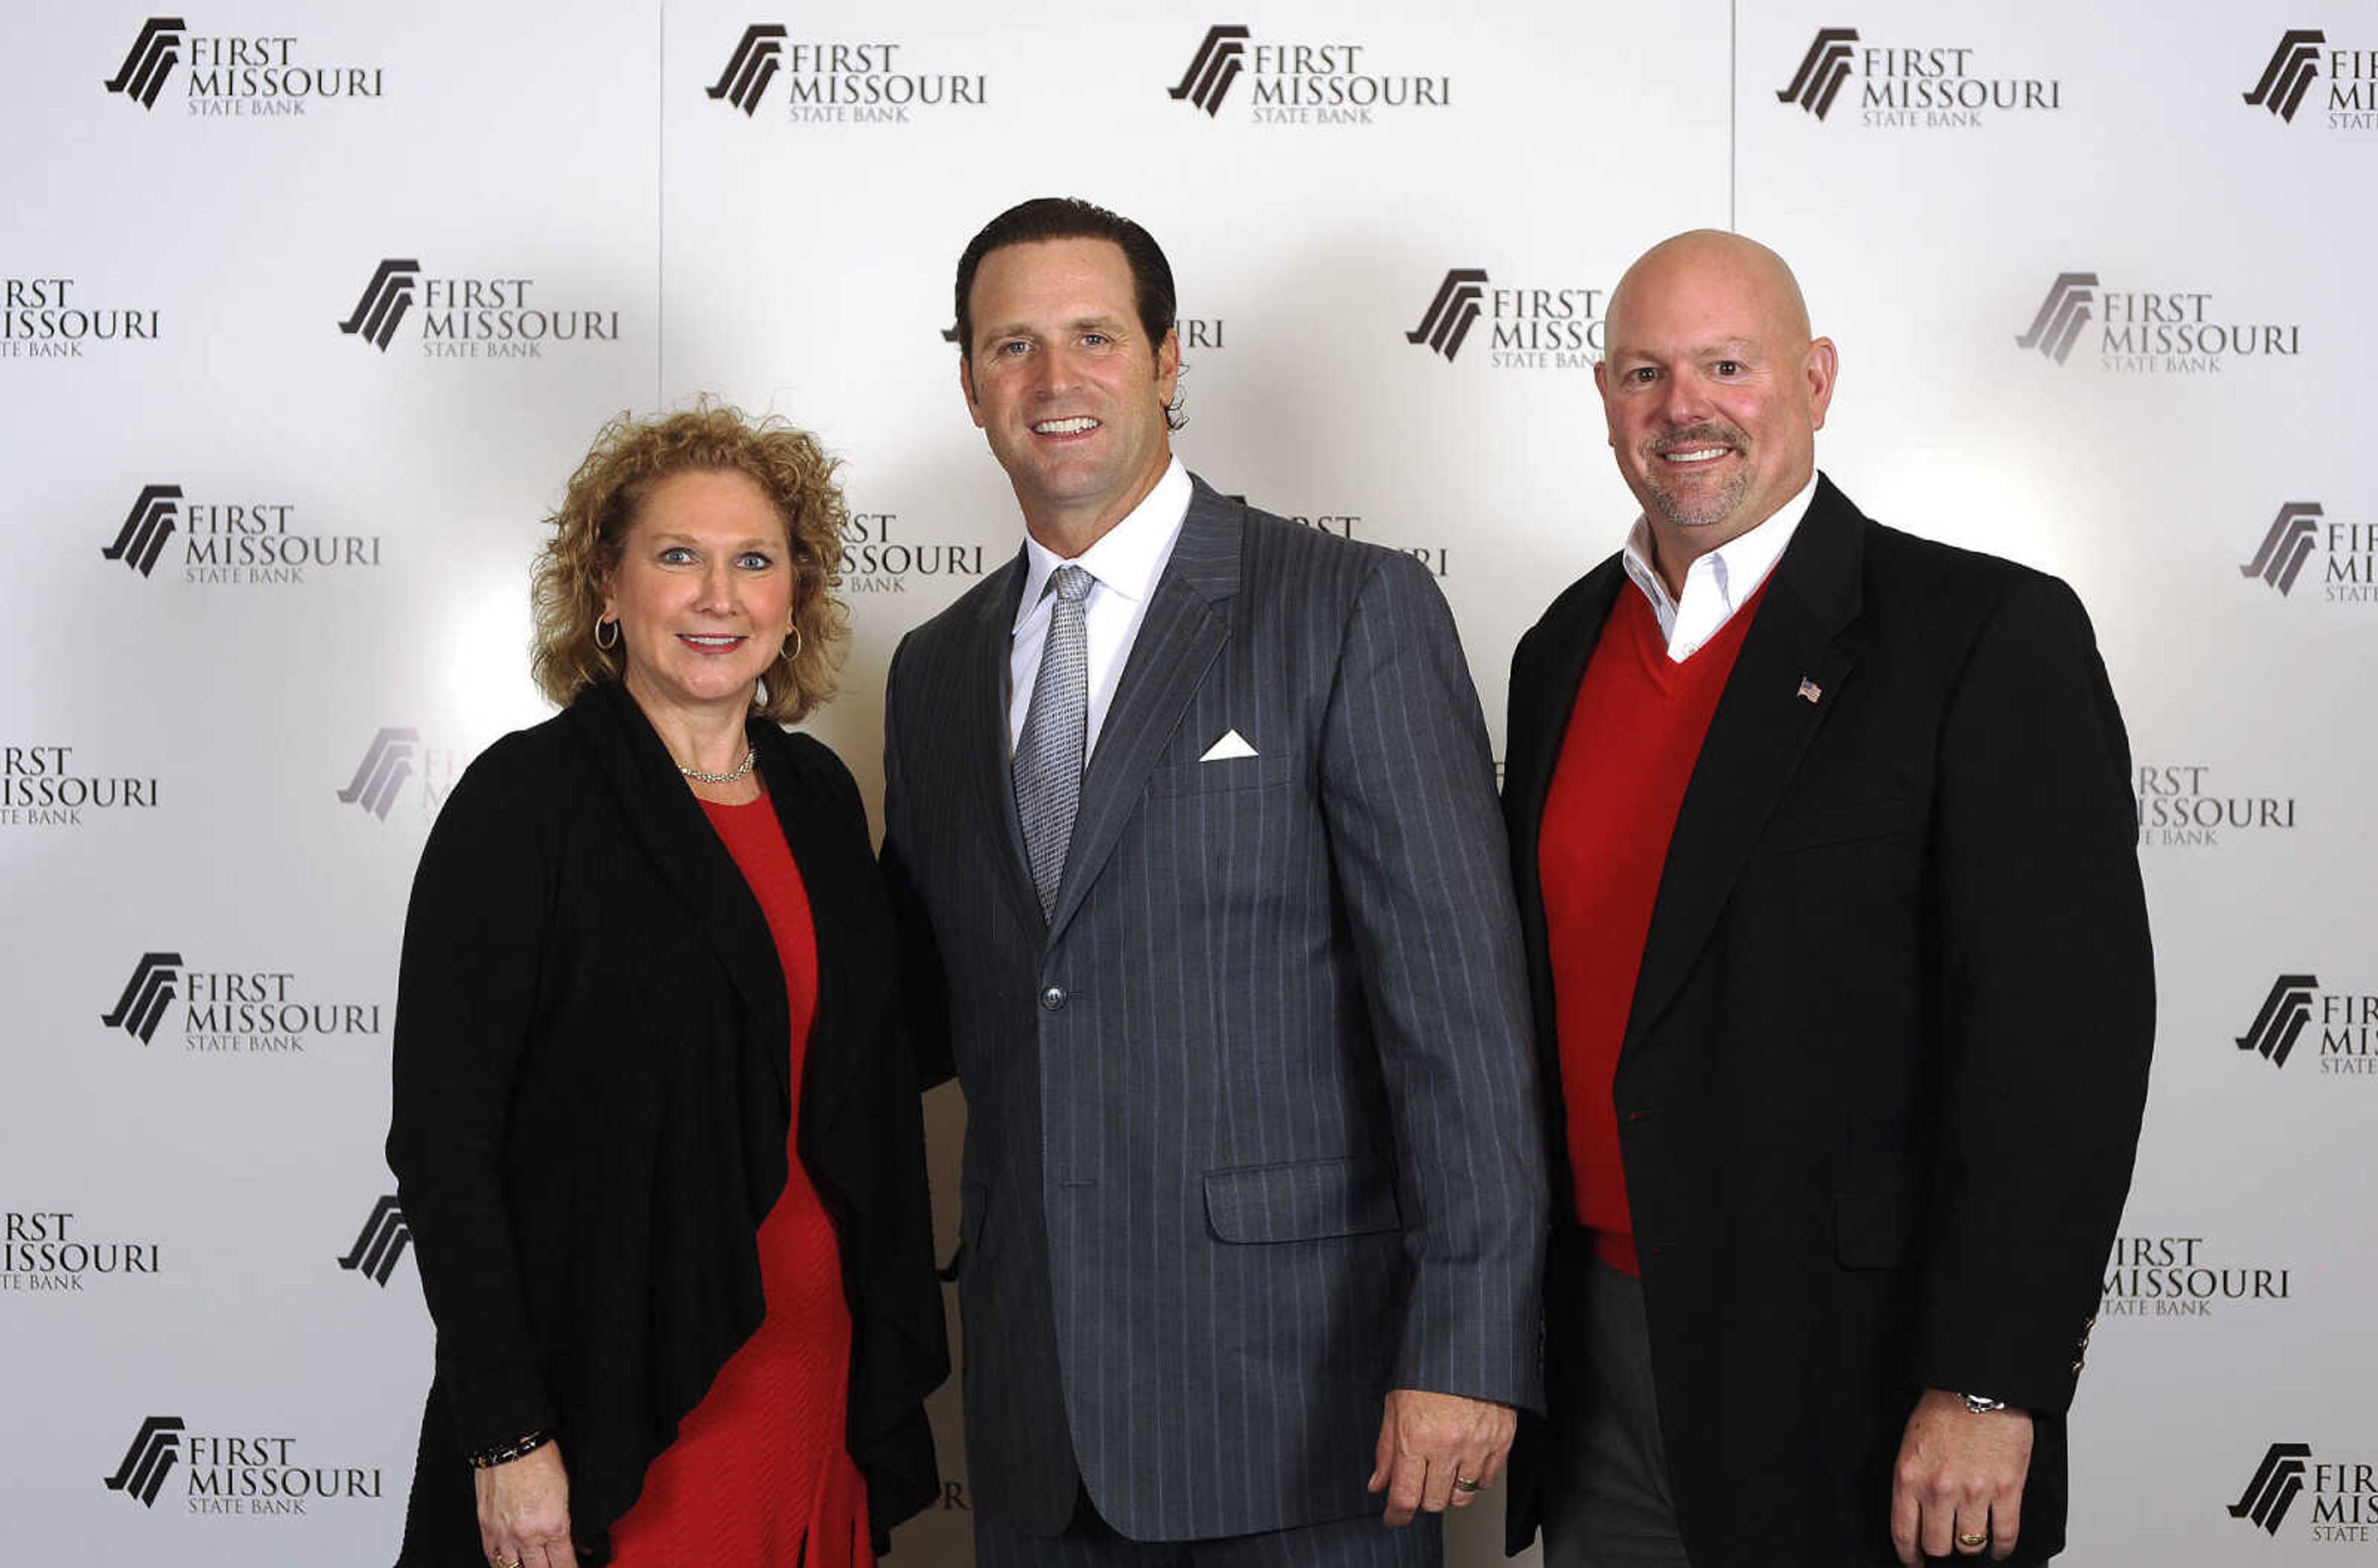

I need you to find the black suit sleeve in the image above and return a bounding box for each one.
[385,741,560,1455]
[1915,575,2154,1414]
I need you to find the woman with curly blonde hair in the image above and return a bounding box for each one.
[388,405,946,1568]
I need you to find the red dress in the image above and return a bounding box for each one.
[609,796,873,1568]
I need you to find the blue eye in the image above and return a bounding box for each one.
[660,546,695,564]
[737,552,773,570]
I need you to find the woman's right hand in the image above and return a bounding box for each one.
[474,1440,575,1568]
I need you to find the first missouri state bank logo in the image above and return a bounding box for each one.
[1170,26,1249,113]
[2236,973,2378,1078]
[336,1196,411,1287]
[1774,25,2061,127]
[2247,31,2325,121]
[336,258,621,358]
[2013,272,2302,375]
[336,259,416,351]
[102,952,183,1044]
[701,22,985,121]
[101,486,181,578]
[103,1416,186,1507]
[335,726,463,824]
[1775,28,1858,118]
[2013,273,2096,365]
[2242,503,2322,596]
[708,24,784,113]
[1406,268,1605,369]
[98,951,385,1055]
[338,727,418,819]
[2244,30,2378,129]
[102,19,184,109]
[2239,500,2377,605]
[2237,975,2319,1068]
[2228,1442,2378,1540]
[2233,1444,2314,1533]
[1408,270,1488,360]
[98,1416,385,1516]
[99,483,383,586]
[1165,24,1450,123]
[101,17,384,116]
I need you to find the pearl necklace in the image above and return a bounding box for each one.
[678,747,757,785]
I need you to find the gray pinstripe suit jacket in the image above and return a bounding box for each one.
[881,476,1547,1542]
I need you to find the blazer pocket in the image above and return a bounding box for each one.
[1763,798,1926,854]
[1204,1156,1401,1244]
[1146,753,1299,799]
[1834,1190,1922,1270]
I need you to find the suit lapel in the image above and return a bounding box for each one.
[1627,477,1866,1045]
[568,682,792,1106]
[1044,477,1240,944]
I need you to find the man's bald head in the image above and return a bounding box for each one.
[1594,230,1839,591]
[1605,230,1814,354]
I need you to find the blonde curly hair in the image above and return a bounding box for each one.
[530,403,850,724]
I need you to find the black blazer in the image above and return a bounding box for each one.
[386,681,946,1565]
[1500,477,2154,1566]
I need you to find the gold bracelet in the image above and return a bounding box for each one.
[466,1429,552,1469]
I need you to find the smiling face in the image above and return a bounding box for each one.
[960,236,1180,552]
[1596,232,1837,577]
[601,468,796,732]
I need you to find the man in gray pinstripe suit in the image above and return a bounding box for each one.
[881,197,1547,1566]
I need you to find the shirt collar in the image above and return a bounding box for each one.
[1619,469,1821,630]
[1014,458,1193,631]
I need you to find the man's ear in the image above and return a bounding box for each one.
[958,351,985,430]
[1154,327,1182,406]
[1805,337,1839,433]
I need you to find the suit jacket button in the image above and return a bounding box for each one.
[1040,986,1067,1011]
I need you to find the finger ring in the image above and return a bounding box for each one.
[492,1556,518,1568]
[1452,1474,1483,1492]
[1956,1530,1988,1549]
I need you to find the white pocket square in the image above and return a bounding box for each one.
[1198,729,1258,762]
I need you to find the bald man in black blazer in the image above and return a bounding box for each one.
[1500,232,2153,1567]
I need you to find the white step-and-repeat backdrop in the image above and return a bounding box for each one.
[3,2,2371,1563]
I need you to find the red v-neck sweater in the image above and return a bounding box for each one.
[1538,582,1766,1276]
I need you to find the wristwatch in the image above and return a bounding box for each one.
[1961,1393,2008,1415]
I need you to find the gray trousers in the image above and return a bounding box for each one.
[975,1489,1442,1568]
[1541,1260,1694,1568]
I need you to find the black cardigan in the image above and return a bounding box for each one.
[386,682,946,1564]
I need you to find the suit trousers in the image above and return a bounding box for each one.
[1542,1260,1693,1568]
[975,1489,1442,1568]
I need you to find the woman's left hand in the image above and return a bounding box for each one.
[474,1440,577,1567]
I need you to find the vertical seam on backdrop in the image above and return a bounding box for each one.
[656,1,667,406]
[1728,0,1738,230]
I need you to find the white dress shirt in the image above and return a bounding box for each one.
[1619,471,1819,661]
[1007,459,1194,756]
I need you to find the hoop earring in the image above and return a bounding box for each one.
[594,617,621,651]
[780,625,803,663]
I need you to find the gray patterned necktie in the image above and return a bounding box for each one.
[1014,564,1094,920]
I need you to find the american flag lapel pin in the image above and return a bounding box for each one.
[1797,676,1823,703]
